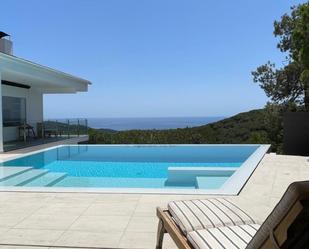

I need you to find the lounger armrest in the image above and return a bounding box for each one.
[156,207,193,249]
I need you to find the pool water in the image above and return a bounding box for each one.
[0,145,260,190]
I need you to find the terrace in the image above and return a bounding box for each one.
[0,147,307,249]
[0,41,91,153]
[3,119,89,152]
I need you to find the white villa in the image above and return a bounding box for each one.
[0,32,90,152]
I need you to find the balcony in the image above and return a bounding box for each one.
[3,119,88,152]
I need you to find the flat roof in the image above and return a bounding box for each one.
[0,52,91,93]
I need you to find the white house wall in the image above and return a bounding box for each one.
[0,72,3,151]
[26,88,44,127]
[2,85,43,142]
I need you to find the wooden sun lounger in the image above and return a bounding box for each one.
[156,181,309,249]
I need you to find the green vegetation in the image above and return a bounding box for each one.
[88,108,282,152]
[252,2,309,110]
[249,2,309,152]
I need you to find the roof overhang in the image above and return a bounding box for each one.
[0,52,91,93]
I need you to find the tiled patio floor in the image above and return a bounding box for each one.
[0,153,308,249]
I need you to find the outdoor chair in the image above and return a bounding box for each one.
[18,123,36,140]
[37,122,62,138]
[156,181,309,249]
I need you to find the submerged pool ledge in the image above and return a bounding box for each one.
[166,167,237,185]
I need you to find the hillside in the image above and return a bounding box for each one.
[193,109,268,144]
[88,109,279,150]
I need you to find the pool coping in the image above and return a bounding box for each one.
[0,144,270,195]
[220,144,270,194]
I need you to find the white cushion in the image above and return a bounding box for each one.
[187,224,261,249]
[168,198,257,235]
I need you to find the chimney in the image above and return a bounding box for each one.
[0,31,13,55]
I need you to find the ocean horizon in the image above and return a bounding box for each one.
[86,117,225,131]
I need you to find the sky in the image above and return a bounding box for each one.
[0,0,307,118]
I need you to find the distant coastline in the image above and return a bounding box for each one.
[87,117,224,131]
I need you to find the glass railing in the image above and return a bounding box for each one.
[3,119,88,152]
[38,119,88,138]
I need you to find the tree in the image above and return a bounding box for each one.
[248,131,269,144]
[252,3,309,110]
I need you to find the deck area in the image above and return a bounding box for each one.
[3,135,89,152]
[4,137,68,152]
[0,136,89,161]
[0,152,307,249]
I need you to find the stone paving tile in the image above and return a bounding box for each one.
[118,232,157,249]
[0,193,54,203]
[0,203,43,216]
[162,234,178,249]
[0,229,65,246]
[14,214,79,230]
[0,214,30,229]
[93,193,142,203]
[133,202,159,217]
[48,193,98,204]
[0,246,47,249]
[34,203,90,216]
[125,216,158,233]
[0,229,9,237]
[69,215,131,232]
[84,201,138,216]
[54,230,123,248]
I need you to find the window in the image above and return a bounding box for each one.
[2,96,26,127]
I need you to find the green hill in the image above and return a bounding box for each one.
[87,109,280,151]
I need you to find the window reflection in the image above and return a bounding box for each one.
[2,96,26,127]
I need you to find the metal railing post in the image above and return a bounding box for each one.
[56,120,58,139]
[67,119,70,139]
[77,119,80,137]
[42,120,45,143]
[23,120,27,143]
[85,119,88,136]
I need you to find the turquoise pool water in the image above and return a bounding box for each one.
[0,145,260,190]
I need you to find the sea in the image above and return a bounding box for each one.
[87,117,224,131]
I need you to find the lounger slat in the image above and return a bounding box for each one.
[187,224,260,249]
[168,198,258,235]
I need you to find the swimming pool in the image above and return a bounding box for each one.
[0,145,270,194]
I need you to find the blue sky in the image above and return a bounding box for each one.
[1,0,306,118]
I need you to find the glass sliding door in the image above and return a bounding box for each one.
[2,96,26,127]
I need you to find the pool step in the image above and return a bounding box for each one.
[53,176,173,188]
[24,172,68,187]
[0,167,33,181]
[0,169,49,186]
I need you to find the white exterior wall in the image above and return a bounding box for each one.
[26,88,44,127]
[2,85,43,142]
[0,72,3,152]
